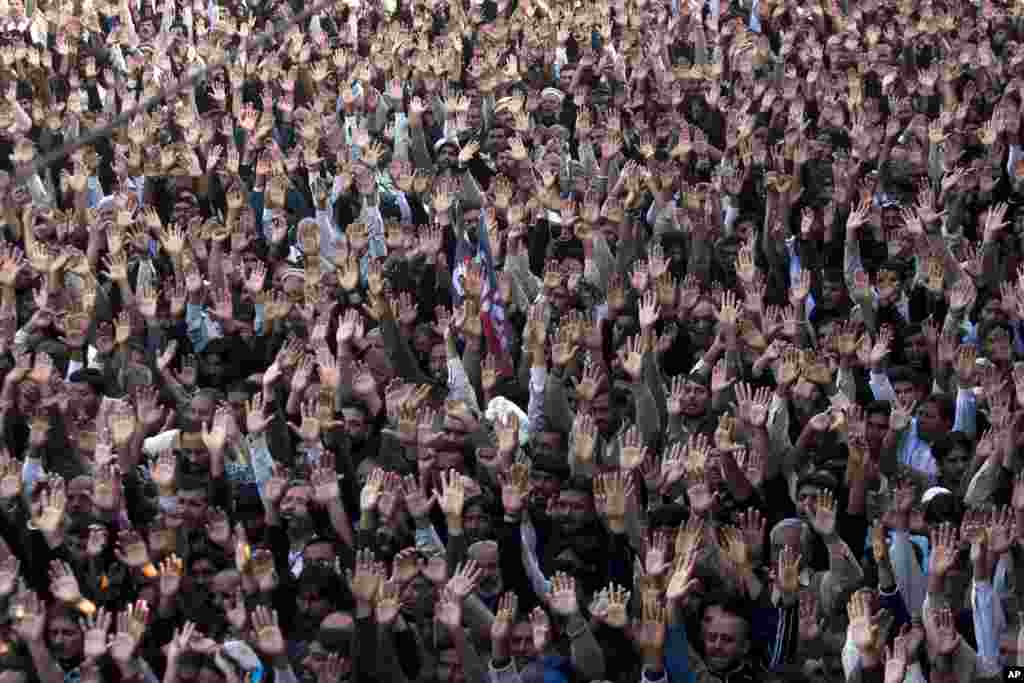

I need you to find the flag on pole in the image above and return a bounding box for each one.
[476,212,512,373]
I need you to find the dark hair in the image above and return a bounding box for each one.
[888,366,928,389]
[923,392,956,425]
[700,593,753,636]
[923,491,962,526]
[864,400,892,419]
[977,319,1014,344]
[930,431,973,463]
[647,503,689,529]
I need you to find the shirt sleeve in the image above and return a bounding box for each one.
[186,303,210,353]
[526,366,547,437]
[447,357,479,414]
[869,370,897,402]
[952,387,977,439]
[972,580,1003,677]
[888,530,927,616]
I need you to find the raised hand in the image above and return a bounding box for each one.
[618,424,648,470]
[848,589,884,656]
[446,560,483,601]
[546,572,579,617]
[251,605,286,657]
[437,468,466,522]
[498,462,531,516]
[808,490,838,538]
[347,549,383,606]
[158,554,184,599]
[929,522,959,578]
[491,592,518,653]
[83,608,112,661]
[109,600,149,663]
[435,586,464,631]
[374,578,401,626]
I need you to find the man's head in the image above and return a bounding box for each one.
[467,540,502,599]
[678,374,711,418]
[930,431,974,490]
[688,299,718,350]
[301,613,355,683]
[700,598,752,673]
[463,497,495,545]
[67,369,104,422]
[916,393,955,443]
[793,472,838,527]
[553,485,595,534]
[295,566,343,634]
[901,324,931,371]
[889,366,928,406]
[979,320,1014,365]
[435,139,458,171]
[864,400,892,453]
[66,475,94,517]
[339,402,370,442]
[280,481,314,529]
[46,605,84,664]
[177,475,211,526]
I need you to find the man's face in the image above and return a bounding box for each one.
[985,298,1008,325]
[303,541,336,568]
[199,352,228,384]
[341,407,369,441]
[680,380,709,418]
[297,586,333,624]
[190,558,217,586]
[67,382,99,420]
[281,485,312,521]
[47,616,83,663]
[178,489,210,526]
[892,380,922,407]
[591,391,612,433]
[985,328,1013,364]
[558,490,594,532]
[463,504,493,544]
[429,343,447,379]
[302,641,351,683]
[940,446,972,488]
[66,477,93,516]
[701,606,750,673]
[866,412,889,452]
[904,332,929,369]
[437,144,456,169]
[796,485,821,521]
[528,469,560,512]
[510,622,535,659]
[533,431,563,461]
[468,543,502,598]
[689,301,717,350]
[915,401,946,442]
[209,571,240,610]
[187,394,216,431]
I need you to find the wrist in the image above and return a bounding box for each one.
[859,649,882,669]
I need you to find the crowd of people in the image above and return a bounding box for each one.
[1,0,1024,681]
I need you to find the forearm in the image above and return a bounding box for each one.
[27,642,64,683]
[326,499,355,548]
[567,615,606,681]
